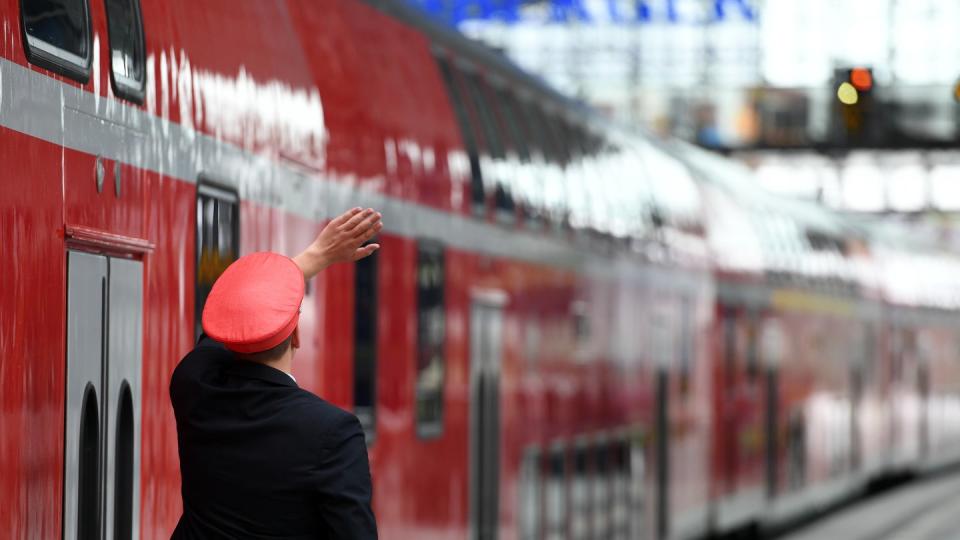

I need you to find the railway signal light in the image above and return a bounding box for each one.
[849,67,873,91]
[832,67,877,146]
[837,82,858,105]
[836,67,873,105]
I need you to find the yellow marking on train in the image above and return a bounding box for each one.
[770,289,855,317]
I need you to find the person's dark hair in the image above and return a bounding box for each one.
[238,334,294,363]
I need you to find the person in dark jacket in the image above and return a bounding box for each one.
[170,207,382,539]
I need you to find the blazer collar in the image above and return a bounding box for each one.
[197,334,298,388]
[226,358,299,388]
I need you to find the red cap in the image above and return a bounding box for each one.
[201,252,305,354]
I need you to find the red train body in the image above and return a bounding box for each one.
[2,1,960,539]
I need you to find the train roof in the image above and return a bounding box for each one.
[363,0,596,124]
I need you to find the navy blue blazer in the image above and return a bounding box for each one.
[169,337,377,539]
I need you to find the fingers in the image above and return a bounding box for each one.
[346,210,382,237]
[331,207,362,227]
[339,208,374,232]
[353,243,380,261]
[357,220,383,244]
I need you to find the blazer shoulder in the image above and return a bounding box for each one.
[288,391,363,447]
[170,340,231,388]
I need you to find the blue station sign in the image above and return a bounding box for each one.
[409,0,757,27]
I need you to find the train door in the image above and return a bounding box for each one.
[64,251,143,540]
[716,305,766,529]
[470,294,505,540]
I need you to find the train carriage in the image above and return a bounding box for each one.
[4,0,960,539]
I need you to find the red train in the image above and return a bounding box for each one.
[3,0,960,539]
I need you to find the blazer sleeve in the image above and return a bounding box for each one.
[169,335,230,417]
[315,413,378,539]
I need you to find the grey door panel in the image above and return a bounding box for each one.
[65,252,143,540]
[65,251,108,540]
[106,257,143,540]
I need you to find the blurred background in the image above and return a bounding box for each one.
[409,0,960,249]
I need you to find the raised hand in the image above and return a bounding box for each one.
[294,207,382,279]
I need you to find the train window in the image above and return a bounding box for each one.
[572,300,590,353]
[518,448,541,540]
[746,312,759,380]
[545,445,567,540]
[195,182,240,341]
[584,131,602,155]
[354,242,378,439]
[104,0,145,101]
[679,297,694,392]
[493,88,530,161]
[571,443,590,539]
[723,312,737,384]
[415,240,445,437]
[592,442,611,537]
[561,122,582,160]
[532,107,564,164]
[493,183,516,223]
[114,383,134,540]
[513,97,543,159]
[78,386,102,539]
[440,62,488,214]
[609,440,630,538]
[21,0,91,81]
[437,58,477,151]
[608,434,646,539]
[861,323,876,382]
[543,114,572,165]
[629,436,646,538]
[464,74,505,159]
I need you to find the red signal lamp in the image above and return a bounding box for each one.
[850,68,873,91]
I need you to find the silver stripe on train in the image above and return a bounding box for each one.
[0,56,711,295]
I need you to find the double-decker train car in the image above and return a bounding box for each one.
[670,143,960,536]
[2,0,960,539]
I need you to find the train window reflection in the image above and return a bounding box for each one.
[495,90,531,161]
[542,113,571,165]
[592,442,611,537]
[444,64,489,214]
[105,0,146,101]
[679,297,694,391]
[437,58,476,149]
[415,240,445,437]
[195,182,240,341]
[746,312,760,380]
[21,0,91,81]
[609,439,632,539]
[723,312,737,384]
[493,183,516,223]
[516,99,551,162]
[545,445,567,540]
[464,74,504,159]
[571,443,590,539]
